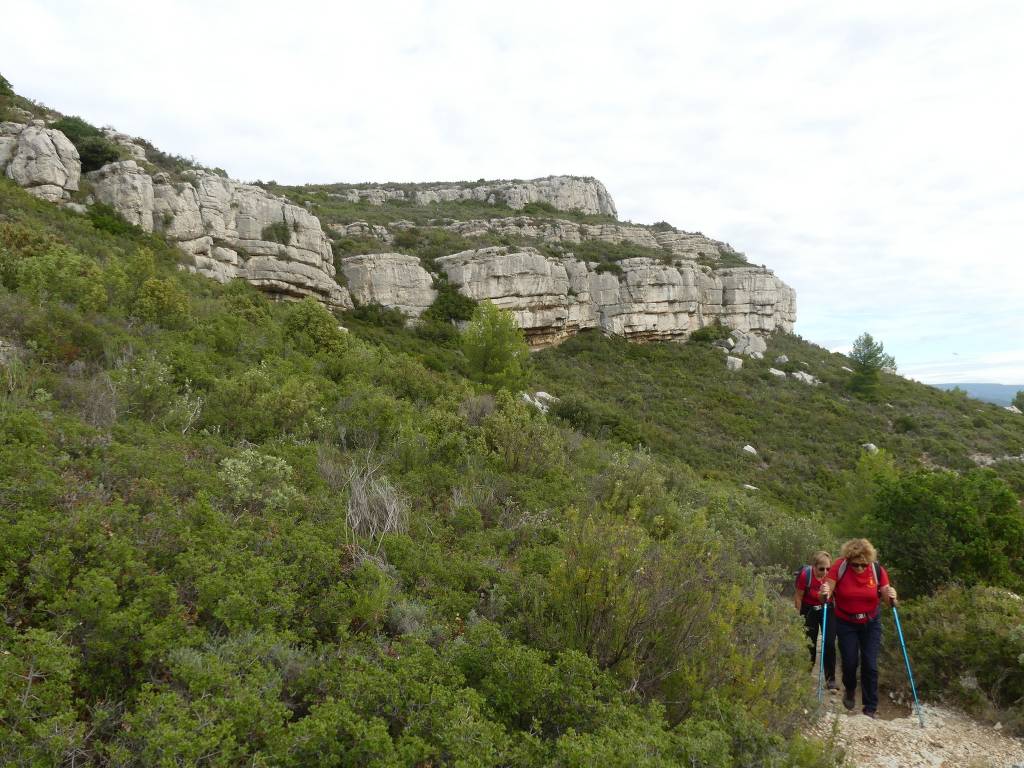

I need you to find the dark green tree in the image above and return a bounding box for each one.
[0,73,13,97]
[865,468,1024,598]
[848,332,895,398]
[50,115,120,172]
[1013,390,1024,410]
[461,301,531,392]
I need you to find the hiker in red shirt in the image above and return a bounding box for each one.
[818,538,898,718]
[793,550,837,691]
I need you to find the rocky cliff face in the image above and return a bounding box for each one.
[85,161,350,308]
[340,254,436,318]
[1,117,796,348]
[1,120,80,202]
[435,247,795,347]
[332,176,617,217]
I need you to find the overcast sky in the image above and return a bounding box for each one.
[5,1,1023,383]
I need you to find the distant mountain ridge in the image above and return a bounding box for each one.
[934,382,1023,406]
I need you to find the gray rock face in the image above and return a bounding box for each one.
[435,248,795,347]
[335,176,617,217]
[81,162,350,308]
[87,161,154,229]
[101,128,147,161]
[436,216,743,264]
[341,254,436,318]
[1,121,81,201]
[726,356,743,371]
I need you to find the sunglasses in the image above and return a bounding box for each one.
[848,561,869,569]
[814,566,828,573]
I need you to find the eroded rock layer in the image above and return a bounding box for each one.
[331,176,617,217]
[436,247,795,347]
[85,161,350,308]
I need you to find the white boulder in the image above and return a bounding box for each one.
[2,121,81,201]
[726,356,743,371]
[791,371,821,386]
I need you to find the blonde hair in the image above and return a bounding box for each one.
[811,550,831,567]
[840,538,877,564]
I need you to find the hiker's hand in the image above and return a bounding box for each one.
[884,586,897,604]
[818,583,831,600]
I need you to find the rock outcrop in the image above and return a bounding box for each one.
[440,217,744,263]
[340,254,436,318]
[83,161,350,308]
[435,247,795,347]
[1,121,80,202]
[332,176,617,217]
[2,117,795,347]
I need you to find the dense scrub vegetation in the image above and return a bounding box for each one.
[0,178,848,766]
[2,129,1023,766]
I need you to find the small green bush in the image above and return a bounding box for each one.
[688,321,730,344]
[261,220,291,245]
[50,116,121,172]
[881,585,1024,733]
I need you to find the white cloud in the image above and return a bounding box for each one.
[3,1,1022,382]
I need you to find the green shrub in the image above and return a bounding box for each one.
[462,301,531,392]
[688,321,730,344]
[49,116,121,172]
[866,468,1024,597]
[87,202,141,237]
[881,585,1024,733]
[261,220,291,245]
[136,277,191,327]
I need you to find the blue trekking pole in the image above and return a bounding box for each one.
[892,606,926,727]
[817,603,828,703]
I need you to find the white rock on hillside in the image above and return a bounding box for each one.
[769,368,787,378]
[791,371,821,386]
[1,121,81,202]
[726,356,743,371]
[101,128,147,161]
[730,329,768,358]
[341,254,436,318]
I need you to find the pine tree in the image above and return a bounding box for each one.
[848,332,895,398]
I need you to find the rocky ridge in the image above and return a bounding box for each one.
[1,118,796,348]
[330,176,618,217]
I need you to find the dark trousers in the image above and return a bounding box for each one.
[802,606,836,681]
[835,616,881,711]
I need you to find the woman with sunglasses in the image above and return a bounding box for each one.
[794,550,837,690]
[818,538,898,718]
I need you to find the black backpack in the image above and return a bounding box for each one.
[795,565,814,591]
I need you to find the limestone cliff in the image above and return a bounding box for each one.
[331,176,617,217]
[435,247,795,347]
[85,161,350,308]
[1,116,796,349]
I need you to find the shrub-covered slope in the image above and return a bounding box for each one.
[0,178,849,766]
[3,141,1023,767]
